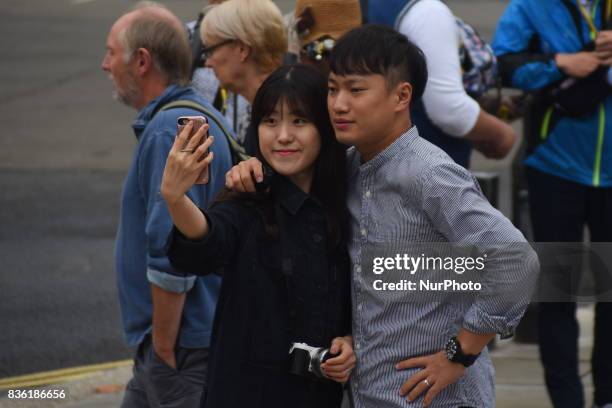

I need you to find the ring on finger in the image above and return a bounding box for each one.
[423,378,431,387]
[180,148,196,153]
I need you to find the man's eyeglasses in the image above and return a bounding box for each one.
[201,39,235,61]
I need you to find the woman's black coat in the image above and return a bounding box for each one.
[169,177,351,408]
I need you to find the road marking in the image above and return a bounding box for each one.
[1,373,97,390]
[0,360,132,390]
[71,0,97,4]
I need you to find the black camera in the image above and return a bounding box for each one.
[288,342,337,379]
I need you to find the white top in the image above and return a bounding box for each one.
[398,0,480,137]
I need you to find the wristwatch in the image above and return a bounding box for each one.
[445,336,480,367]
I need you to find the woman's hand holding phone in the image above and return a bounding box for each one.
[161,120,214,206]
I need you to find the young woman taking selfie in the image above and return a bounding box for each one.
[160,64,355,408]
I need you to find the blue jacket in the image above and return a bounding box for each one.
[366,0,473,168]
[115,85,232,348]
[365,0,407,25]
[492,0,612,187]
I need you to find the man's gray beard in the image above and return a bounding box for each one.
[112,75,141,108]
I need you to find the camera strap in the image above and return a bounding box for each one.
[560,0,607,43]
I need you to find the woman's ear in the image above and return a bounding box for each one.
[238,42,251,63]
[395,82,412,112]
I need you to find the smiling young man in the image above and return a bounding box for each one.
[225,25,538,407]
[327,25,538,407]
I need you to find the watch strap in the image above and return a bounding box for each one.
[446,336,480,367]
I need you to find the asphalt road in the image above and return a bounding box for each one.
[0,0,510,378]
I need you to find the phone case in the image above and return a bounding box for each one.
[177,116,209,184]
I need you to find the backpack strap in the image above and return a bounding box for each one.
[560,0,588,45]
[190,13,205,76]
[360,0,369,23]
[559,0,608,44]
[159,100,250,164]
[394,0,422,29]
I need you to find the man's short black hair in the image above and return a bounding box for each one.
[329,24,428,104]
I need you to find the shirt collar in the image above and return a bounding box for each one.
[359,126,419,173]
[131,84,190,139]
[271,175,312,216]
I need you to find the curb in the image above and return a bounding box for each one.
[0,360,132,390]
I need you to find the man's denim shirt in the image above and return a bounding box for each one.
[114,85,232,348]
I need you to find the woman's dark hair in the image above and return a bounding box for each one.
[221,64,347,246]
[329,24,428,105]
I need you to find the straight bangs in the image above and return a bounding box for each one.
[251,71,320,130]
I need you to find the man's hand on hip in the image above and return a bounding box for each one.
[396,351,465,407]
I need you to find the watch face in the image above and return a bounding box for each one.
[445,338,458,360]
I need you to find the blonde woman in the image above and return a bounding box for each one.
[200,0,287,154]
[189,0,250,143]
